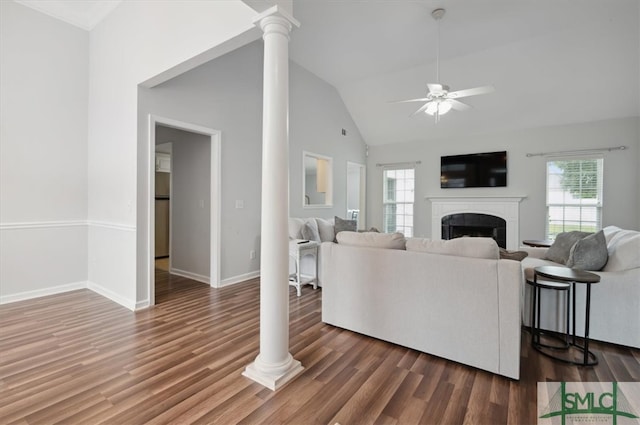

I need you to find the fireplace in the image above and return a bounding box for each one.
[428,196,525,250]
[442,213,507,248]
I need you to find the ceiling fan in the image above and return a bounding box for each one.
[391,8,494,122]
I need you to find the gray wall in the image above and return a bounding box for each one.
[138,41,366,286]
[0,2,89,299]
[156,126,212,280]
[347,165,361,211]
[289,60,366,219]
[168,130,211,279]
[367,117,640,240]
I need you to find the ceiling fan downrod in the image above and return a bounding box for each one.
[432,8,445,84]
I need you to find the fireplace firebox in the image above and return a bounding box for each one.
[442,213,507,248]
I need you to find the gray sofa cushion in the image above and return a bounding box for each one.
[544,231,592,264]
[566,230,608,270]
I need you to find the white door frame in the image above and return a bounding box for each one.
[346,161,366,230]
[148,115,222,306]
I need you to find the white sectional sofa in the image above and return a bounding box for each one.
[320,233,523,380]
[520,226,640,349]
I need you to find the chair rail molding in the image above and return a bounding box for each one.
[0,220,87,230]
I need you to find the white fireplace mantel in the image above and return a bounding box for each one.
[426,196,527,250]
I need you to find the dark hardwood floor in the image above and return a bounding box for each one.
[1,270,638,424]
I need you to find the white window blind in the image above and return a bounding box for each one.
[383,168,414,237]
[546,158,603,239]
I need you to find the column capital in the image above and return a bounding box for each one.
[253,5,300,36]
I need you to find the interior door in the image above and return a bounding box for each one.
[346,162,366,229]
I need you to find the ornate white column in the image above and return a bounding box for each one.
[242,6,302,391]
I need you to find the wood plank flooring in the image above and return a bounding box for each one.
[1,270,639,424]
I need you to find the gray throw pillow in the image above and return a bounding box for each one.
[301,221,321,242]
[566,230,608,270]
[545,231,592,264]
[334,216,357,241]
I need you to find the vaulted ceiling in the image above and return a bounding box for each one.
[15,0,640,146]
[289,0,640,145]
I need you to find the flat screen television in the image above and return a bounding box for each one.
[440,151,507,188]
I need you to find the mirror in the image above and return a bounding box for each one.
[346,162,366,229]
[303,151,333,207]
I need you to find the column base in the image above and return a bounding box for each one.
[242,355,304,391]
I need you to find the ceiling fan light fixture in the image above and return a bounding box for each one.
[425,99,452,116]
[389,7,493,121]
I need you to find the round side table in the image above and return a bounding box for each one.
[532,266,600,366]
[527,272,571,353]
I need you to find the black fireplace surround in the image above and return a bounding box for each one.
[442,213,507,249]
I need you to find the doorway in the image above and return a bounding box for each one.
[154,142,172,270]
[148,116,221,306]
[346,161,366,229]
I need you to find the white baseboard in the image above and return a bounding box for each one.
[86,281,136,311]
[170,268,210,285]
[135,299,151,311]
[0,270,259,308]
[219,270,260,287]
[0,281,87,304]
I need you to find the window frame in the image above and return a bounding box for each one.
[382,166,415,237]
[545,156,604,240]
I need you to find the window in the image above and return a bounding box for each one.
[383,168,414,237]
[546,158,603,239]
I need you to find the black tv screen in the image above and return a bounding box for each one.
[441,151,507,188]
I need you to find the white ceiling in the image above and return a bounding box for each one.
[15,0,640,146]
[14,0,122,30]
[289,0,640,145]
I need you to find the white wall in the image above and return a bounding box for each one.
[0,2,89,301]
[367,117,640,241]
[86,0,257,308]
[158,127,212,281]
[138,41,366,294]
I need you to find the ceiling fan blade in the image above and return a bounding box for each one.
[448,99,471,111]
[427,83,444,93]
[411,102,432,117]
[447,85,495,99]
[388,97,430,104]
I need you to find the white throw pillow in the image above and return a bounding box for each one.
[301,220,321,242]
[288,218,306,240]
[315,217,335,242]
[602,225,622,244]
[602,229,640,272]
[336,231,406,250]
[406,237,499,260]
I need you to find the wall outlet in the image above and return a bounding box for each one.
[235,200,244,209]
[249,250,256,260]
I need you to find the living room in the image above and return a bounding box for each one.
[2,0,638,308]
[1,0,639,423]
